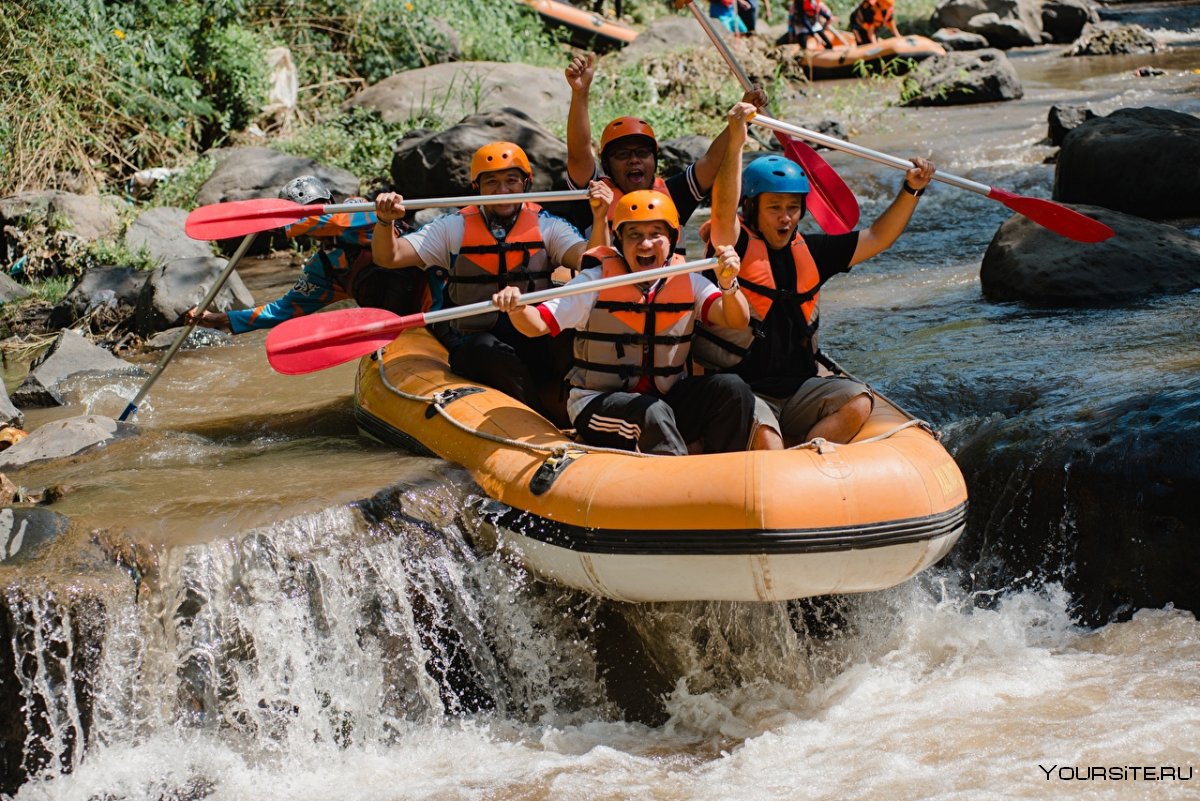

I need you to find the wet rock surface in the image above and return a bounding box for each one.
[901,49,1024,105]
[134,256,255,336]
[12,331,145,409]
[1053,107,1200,220]
[0,415,131,470]
[979,205,1200,305]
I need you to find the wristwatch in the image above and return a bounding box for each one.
[902,181,926,198]
[720,278,740,294]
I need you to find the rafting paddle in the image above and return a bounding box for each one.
[185,189,591,241]
[750,114,1116,243]
[677,0,861,234]
[266,256,719,375]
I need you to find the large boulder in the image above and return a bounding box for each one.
[1041,0,1099,43]
[0,273,30,304]
[950,385,1200,625]
[1047,104,1098,146]
[1067,23,1158,56]
[196,148,359,207]
[134,257,255,336]
[980,205,1200,305]
[346,61,570,129]
[46,266,146,330]
[900,49,1023,106]
[0,414,129,469]
[1053,107,1200,220]
[0,384,21,428]
[931,27,991,50]
[0,508,71,564]
[931,0,1043,47]
[389,107,571,199]
[657,135,712,179]
[124,207,213,265]
[12,330,146,408]
[614,16,712,63]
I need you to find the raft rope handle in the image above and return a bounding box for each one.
[374,351,662,458]
[376,351,932,457]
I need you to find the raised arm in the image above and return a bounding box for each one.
[691,88,768,194]
[562,181,614,270]
[371,193,426,269]
[710,102,755,248]
[850,158,935,266]
[565,53,598,188]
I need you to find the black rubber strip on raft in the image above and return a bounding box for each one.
[490,502,969,556]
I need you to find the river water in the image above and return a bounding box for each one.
[3,22,1200,801]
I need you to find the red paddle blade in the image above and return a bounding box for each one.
[266,307,422,375]
[185,199,326,240]
[988,188,1115,243]
[775,132,861,234]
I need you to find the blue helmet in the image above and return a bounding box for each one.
[741,156,810,200]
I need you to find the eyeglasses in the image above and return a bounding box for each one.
[609,147,654,162]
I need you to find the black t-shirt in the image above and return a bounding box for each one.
[565,164,707,231]
[731,228,859,397]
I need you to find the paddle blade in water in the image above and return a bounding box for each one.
[775,132,861,234]
[185,199,326,240]
[266,307,421,375]
[988,188,1115,243]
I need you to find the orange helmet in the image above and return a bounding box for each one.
[600,116,658,156]
[470,142,534,182]
[612,190,680,234]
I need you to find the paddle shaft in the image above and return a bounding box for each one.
[319,189,589,216]
[274,257,719,356]
[118,232,257,422]
[751,114,992,196]
[683,1,755,90]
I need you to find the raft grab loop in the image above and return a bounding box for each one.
[425,386,486,418]
[530,447,586,495]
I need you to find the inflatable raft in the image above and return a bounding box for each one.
[520,0,638,49]
[780,32,946,79]
[354,330,967,603]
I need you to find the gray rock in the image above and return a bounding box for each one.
[0,414,126,469]
[12,330,146,408]
[390,107,570,199]
[47,193,122,242]
[901,49,1023,106]
[931,27,991,50]
[0,507,71,564]
[980,205,1200,305]
[134,257,255,336]
[1053,107,1200,220]
[657,135,712,179]
[932,0,1044,47]
[1041,0,1099,43]
[125,207,214,265]
[144,326,232,350]
[0,272,30,303]
[47,266,146,329]
[346,61,570,129]
[1067,22,1158,56]
[0,383,21,428]
[614,16,712,64]
[1047,104,1098,146]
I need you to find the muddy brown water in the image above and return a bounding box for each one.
[2,26,1199,800]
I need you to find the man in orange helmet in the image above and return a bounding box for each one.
[492,190,756,456]
[564,53,766,232]
[372,141,612,419]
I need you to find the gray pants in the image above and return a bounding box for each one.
[755,375,873,440]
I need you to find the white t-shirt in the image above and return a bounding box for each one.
[404,206,584,270]
[540,266,723,422]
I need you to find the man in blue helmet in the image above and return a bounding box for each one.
[699,103,935,449]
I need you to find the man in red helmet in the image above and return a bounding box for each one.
[564,53,766,231]
[372,142,611,420]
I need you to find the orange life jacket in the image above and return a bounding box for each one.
[693,219,821,369]
[569,247,696,395]
[449,202,553,332]
[600,176,671,222]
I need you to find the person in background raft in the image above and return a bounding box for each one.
[371,142,612,421]
[564,54,767,233]
[850,0,900,44]
[782,0,838,48]
[187,175,429,332]
[699,102,935,449]
[493,190,755,457]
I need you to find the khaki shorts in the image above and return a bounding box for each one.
[754,376,873,440]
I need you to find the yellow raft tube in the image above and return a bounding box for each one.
[355,330,967,603]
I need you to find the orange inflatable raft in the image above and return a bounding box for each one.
[520,0,638,48]
[781,32,946,79]
[355,329,967,603]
